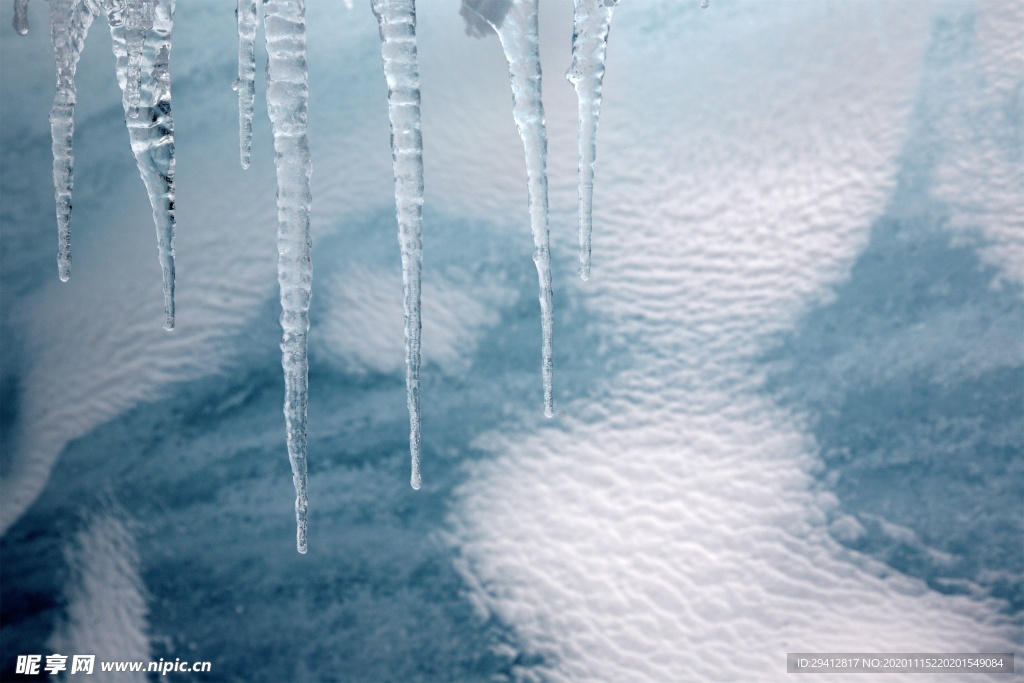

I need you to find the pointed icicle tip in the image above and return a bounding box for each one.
[373,0,426,493]
[12,0,28,34]
[296,491,308,553]
[568,0,615,281]
[264,0,313,554]
[296,525,307,553]
[12,0,29,34]
[701,0,709,8]
[51,0,100,286]
[472,0,555,420]
[106,0,177,329]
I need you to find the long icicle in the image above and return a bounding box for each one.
[371,0,425,490]
[566,0,616,282]
[472,0,554,418]
[49,0,99,282]
[106,0,176,330]
[12,0,28,34]
[264,0,312,554]
[235,0,257,169]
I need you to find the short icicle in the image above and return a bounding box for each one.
[264,0,313,553]
[566,0,617,282]
[466,0,555,418]
[49,0,99,282]
[12,0,28,34]
[105,0,176,330]
[371,0,425,490]
[235,0,257,169]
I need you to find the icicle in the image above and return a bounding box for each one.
[12,0,28,34]
[371,0,425,491]
[123,0,156,119]
[264,0,313,554]
[235,0,257,169]
[701,0,709,7]
[49,0,99,282]
[106,0,176,330]
[464,0,554,418]
[566,0,616,282]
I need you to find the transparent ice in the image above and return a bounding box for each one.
[7,0,716,551]
[371,0,425,490]
[122,0,156,119]
[48,0,99,282]
[235,0,257,169]
[264,0,313,553]
[106,0,177,330]
[462,0,555,418]
[566,0,616,282]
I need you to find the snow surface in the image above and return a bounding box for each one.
[46,510,151,682]
[1,0,1021,681]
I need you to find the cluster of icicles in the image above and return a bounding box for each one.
[14,0,707,553]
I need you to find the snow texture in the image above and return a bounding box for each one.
[566,0,616,281]
[371,0,425,490]
[1,2,1022,678]
[264,0,313,553]
[930,0,1024,284]
[48,0,99,282]
[235,0,257,169]
[315,266,505,380]
[449,2,1023,679]
[463,0,555,418]
[47,512,150,681]
[105,0,177,330]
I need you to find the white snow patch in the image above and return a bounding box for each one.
[447,1,1022,680]
[932,0,1024,286]
[315,265,507,377]
[451,397,1019,682]
[48,512,150,683]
